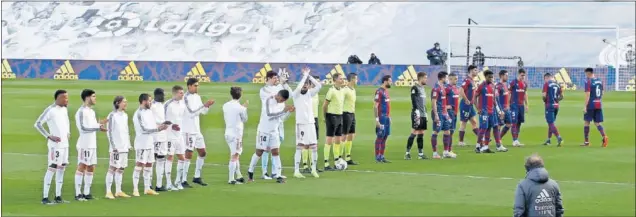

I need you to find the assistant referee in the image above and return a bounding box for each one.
[322,73,345,171]
[342,73,358,165]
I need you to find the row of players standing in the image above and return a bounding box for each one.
[404,65,609,161]
[35,79,215,204]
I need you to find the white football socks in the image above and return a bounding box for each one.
[132,166,142,192]
[115,170,123,193]
[83,172,93,195]
[248,153,260,173]
[55,166,65,197]
[105,169,114,193]
[155,158,165,188]
[294,148,302,173]
[74,171,83,196]
[165,159,173,187]
[143,167,152,191]
[43,168,55,198]
[194,157,205,178]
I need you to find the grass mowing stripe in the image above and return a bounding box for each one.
[4,152,633,187]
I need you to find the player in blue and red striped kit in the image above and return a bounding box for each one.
[374,75,393,162]
[582,68,609,147]
[458,65,481,151]
[542,73,564,147]
[445,73,460,156]
[474,70,506,153]
[495,70,512,143]
[430,72,455,159]
[509,69,529,147]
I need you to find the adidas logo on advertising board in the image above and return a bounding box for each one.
[324,64,345,85]
[1,59,16,79]
[555,68,575,90]
[118,61,143,81]
[253,63,273,84]
[54,60,78,80]
[185,62,210,82]
[395,65,417,87]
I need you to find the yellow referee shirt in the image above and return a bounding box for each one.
[312,94,319,118]
[343,86,356,113]
[325,86,345,115]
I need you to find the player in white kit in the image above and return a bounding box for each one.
[164,85,187,190]
[222,87,249,185]
[151,88,173,191]
[132,93,169,196]
[259,70,292,179]
[182,78,215,187]
[105,96,132,199]
[291,68,322,178]
[248,89,294,183]
[74,89,106,201]
[36,90,71,205]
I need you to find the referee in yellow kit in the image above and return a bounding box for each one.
[342,73,358,165]
[322,73,345,171]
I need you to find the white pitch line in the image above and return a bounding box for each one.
[3,152,634,187]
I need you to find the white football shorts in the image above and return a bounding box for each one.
[154,141,168,156]
[184,132,206,151]
[109,152,129,168]
[135,148,155,164]
[296,124,318,145]
[256,131,281,150]
[77,148,97,166]
[48,147,69,166]
[225,135,243,155]
[171,138,185,155]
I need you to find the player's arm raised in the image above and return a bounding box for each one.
[34,106,58,141]
[293,72,309,98]
[308,74,322,96]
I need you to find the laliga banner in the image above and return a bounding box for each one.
[1,58,630,91]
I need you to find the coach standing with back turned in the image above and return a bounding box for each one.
[513,154,564,217]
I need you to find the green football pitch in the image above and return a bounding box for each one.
[1,79,634,216]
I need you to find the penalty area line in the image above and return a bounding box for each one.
[3,152,634,187]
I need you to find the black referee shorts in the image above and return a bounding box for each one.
[411,111,427,130]
[343,112,356,134]
[325,113,343,137]
[314,117,319,140]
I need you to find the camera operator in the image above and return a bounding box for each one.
[368,53,382,65]
[427,42,446,66]
[347,55,363,64]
